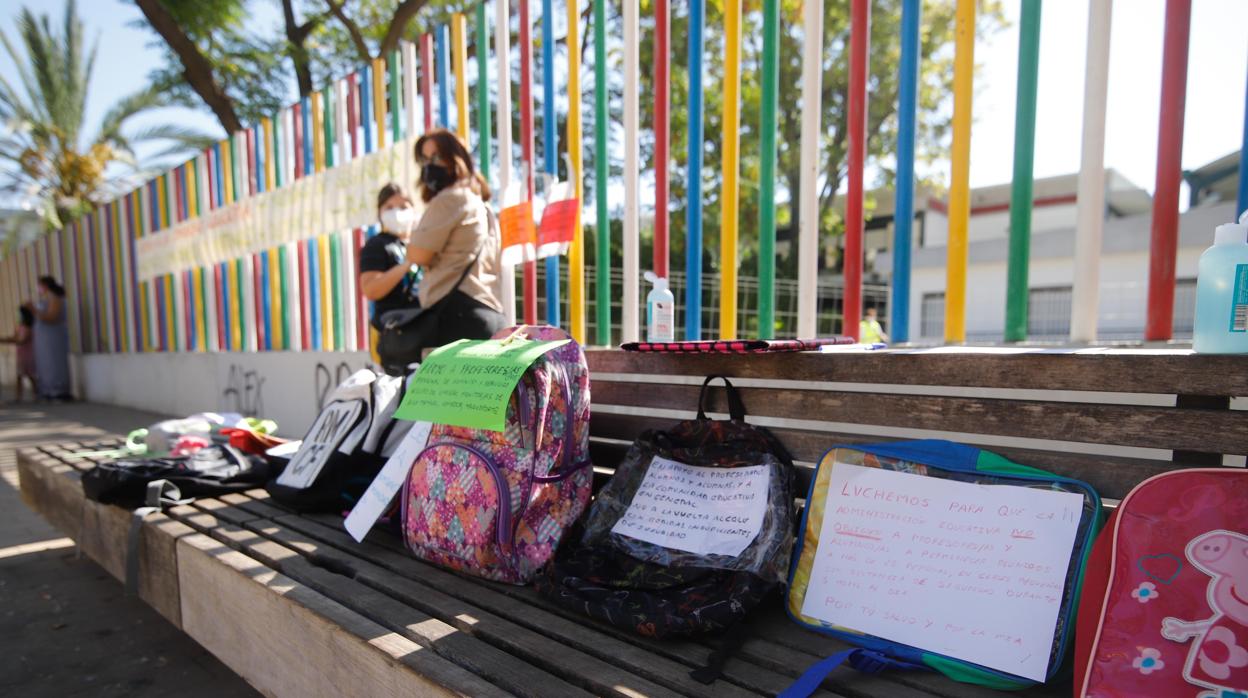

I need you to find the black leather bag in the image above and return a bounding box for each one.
[376,211,492,373]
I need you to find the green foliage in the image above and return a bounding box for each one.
[0,0,215,231]
[143,0,287,126]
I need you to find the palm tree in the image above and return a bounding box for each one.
[0,0,218,232]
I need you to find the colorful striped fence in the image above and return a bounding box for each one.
[0,1,1223,356]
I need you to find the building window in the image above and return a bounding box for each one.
[921,293,944,338]
[1028,286,1072,338]
[1174,278,1197,336]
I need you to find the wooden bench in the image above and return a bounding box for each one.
[17,348,1248,698]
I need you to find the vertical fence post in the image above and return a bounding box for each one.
[944,0,975,344]
[892,0,920,344]
[520,0,538,325]
[1145,0,1192,341]
[684,0,705,340]
[542,0,561,327]
[757,0,778,339]
[721,0,741,339]
[1005,0,1042,342]
[654,0,670,282]
[453,14,470,141]
[844,0,869,341]
[623,0,641,342]
[593,0,610,345]
[796,0,822,339]
[495,0,517,325]
[1071,0,1113,343]
[567,0,586,342]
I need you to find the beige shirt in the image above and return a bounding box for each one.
[409,182,504,313]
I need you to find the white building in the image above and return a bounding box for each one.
[871,154,1240,342]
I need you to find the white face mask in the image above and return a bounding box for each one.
[380,207,415,234]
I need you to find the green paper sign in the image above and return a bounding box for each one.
[394,338,571,431]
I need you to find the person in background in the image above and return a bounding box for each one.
[0,305,37,402]
[33,276,71,400]
[403,129,505,349]
[859,306,889,345]
[359,182,423,328]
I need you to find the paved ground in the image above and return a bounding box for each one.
[0,399,259,698]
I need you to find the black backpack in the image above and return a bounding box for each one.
[537,376,796,648]
[82,443,271,507]
[265,368,412,512]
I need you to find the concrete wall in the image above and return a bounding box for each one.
[79,351,372,437]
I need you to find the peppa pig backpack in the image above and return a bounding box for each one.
[1075,468,1248,698]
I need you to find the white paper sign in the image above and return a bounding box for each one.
[344,421,434,543]
[275,400,366,489]
[611,456,769,557]
[800,462,1084,681]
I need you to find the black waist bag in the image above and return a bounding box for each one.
[537,376,797,642]
[82,443,270,507]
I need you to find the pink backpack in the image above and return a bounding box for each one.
[1075,468,1248,697]
[400,326,593,584]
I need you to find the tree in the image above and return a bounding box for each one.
[136,0,468,135]
[136,0,288,132]
[0,0,214,231]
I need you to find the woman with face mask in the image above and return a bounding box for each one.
[373,129,505,372]
[358,183,424,330]
[32,276,71,400]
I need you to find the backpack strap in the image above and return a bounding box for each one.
[696,375,747,422]
[689,618,754,684]
[125,479,192,595]
[779,648,925,698]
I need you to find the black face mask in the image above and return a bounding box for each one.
[421,163,456,194]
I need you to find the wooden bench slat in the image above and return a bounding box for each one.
[246,515,682,698]
[169,503,581,698]
[586,350,1248,397]
[176,531,505,698]
[590,412,1188,501]
[272,509,817,698]
[591,381,1248,455]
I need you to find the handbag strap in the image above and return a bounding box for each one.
[447,203,494,296]
[696,375,747,422]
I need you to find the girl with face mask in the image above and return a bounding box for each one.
[372,129,504,371]
[358,183,424,330]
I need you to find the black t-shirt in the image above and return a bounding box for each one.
[358,232,422,327]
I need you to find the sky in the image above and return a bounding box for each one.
[1,0,1246,210]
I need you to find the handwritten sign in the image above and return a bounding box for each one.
[344,421,433,543]
[499,201,536,250]
[275,399,365,489]
[393,338,570,431]
[611,456,769,557]
[537,198,579,247]
[799,462,1083,681]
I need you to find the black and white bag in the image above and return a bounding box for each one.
[266,368,413,512]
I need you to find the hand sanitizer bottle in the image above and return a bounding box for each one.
[644,271,675,342]
[1193,210,1248,353]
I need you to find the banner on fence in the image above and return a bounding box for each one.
[136,138,416,281]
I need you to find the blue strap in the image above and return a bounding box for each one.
[779,649,925,698]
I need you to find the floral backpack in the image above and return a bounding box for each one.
[400,325,592,584]
[1074,468,1248,698]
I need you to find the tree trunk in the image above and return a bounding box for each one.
[325,0,372,63]
[378,0,430,57]
[135,0,241,134]
[284,0,319,97]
